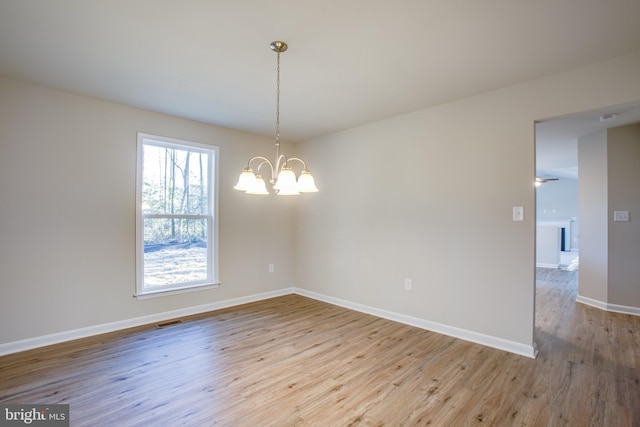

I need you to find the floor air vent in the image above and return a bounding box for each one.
[155,319,183,329]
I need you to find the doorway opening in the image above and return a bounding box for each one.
[534,100,640,310]
[535,119,580,274]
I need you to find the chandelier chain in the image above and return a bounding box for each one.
[275,51,281,146]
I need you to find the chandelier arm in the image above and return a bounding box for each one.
[285,157,308,170]
[274,154,289,172]
[248,156,275,179]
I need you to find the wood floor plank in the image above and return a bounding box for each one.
[1,270,639,426]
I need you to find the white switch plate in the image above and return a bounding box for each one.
[268,264,274,273]
[404,278,412,291]
[513,206,524,221]
[614,211,630,222]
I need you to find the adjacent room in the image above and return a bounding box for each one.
[1,1,640,425]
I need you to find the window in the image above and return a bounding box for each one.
[136,133,219,298]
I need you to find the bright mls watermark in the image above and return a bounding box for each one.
[0,405,69,426]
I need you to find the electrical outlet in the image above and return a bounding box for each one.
[404,278,412,291]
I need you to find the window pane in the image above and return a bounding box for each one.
[143,217,208,287]
[136,133,218,297]
[142,144,209,215]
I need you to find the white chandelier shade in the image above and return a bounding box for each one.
[245,174,269,195]
[234,41,318,196]
[297,170,319,193]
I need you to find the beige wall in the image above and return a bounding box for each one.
[0,78,296,345]
[578,130,609,302]
[2,50,640,353]
[577,124,640,310]
[295,51,640,348]
[607,124,640,307]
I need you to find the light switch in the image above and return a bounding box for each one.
[513,206,524,221]
[614,211,630,222]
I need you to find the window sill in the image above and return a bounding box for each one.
[134,282,221,300]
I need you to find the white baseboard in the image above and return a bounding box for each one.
[576,295,640,316]
[293,288,538,359]
[1,286,538,359]
[0,288,294,356]
[536,262,559,269]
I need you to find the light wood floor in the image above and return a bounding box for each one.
[1,270,639,426]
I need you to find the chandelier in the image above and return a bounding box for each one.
[234,41,318,195]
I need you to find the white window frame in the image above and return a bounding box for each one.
[135,133,219,299]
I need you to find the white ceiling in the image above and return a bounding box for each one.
[1,0,640,146]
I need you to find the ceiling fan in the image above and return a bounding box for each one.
[535,177,559,186]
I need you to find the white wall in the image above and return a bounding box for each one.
[295,51,640,351]
[536,178,579,250]
[0,78,296,346]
